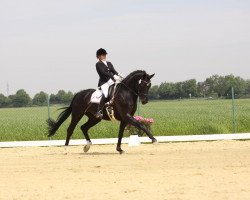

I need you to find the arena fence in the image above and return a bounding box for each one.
[1,133,250,148]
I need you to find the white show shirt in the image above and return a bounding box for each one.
[101,60,108,66]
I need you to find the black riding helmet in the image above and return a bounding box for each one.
[96,48,107,57]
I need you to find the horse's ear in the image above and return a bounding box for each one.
[149,73,155,79]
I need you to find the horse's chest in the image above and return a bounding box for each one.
[128,103,137,115]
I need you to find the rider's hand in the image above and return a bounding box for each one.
[118,73,124,79]
[114,74,120,81]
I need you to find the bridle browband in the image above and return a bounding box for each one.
[139,79,151,86]
[118,79,151,98]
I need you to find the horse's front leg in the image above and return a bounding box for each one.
[116,121,127,154]
[125,114,157,143]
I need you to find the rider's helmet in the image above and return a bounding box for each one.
[96,48,108,58]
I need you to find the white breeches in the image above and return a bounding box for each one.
[100,78,115,98]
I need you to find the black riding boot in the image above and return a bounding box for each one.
[95,95,106,119]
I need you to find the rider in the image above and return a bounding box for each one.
[95,48,123,119]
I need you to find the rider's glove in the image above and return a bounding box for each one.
[118,73,124,79]
[114,74,120,81]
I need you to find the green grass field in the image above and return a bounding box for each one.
[0,99,249,142]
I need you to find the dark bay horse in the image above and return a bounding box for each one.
[47,70,157,154]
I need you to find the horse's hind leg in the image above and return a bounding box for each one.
[116,121,127,154]
[65,113,83,146]
[81,116,101,152]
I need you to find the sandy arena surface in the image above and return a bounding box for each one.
[0,140,250,200]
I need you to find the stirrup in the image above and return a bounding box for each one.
[106,106,112,114]
[95,111,103,119]
[105,101,111,106]
[106,105,117,122]
[105,98,114,106]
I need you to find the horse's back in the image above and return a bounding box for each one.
[72,88,96,105]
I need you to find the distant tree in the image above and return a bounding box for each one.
[182,79,197,98]
[158,82,177,99]
[205,75,221,96]
[197,82,209,98]
[0,94,9,108]
[11,89,31,107]
[8,95,15,106]
[205,74,247,98]
[148,85,159,99]
[50,90,74,104]
[158,82,167,99]
[175,82,185,98]
[245,80,250,96]
[223,75,246,98]
[64,91,74,104]
[55,90,66,104]
[49,94,57,104]
[33,91,48,106]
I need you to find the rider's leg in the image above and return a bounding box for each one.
[106,84,116,106]
[95,94,106,119]
[110,84,116,105]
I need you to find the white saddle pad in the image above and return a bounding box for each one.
[90,79,115,103]
[90,89,103,103]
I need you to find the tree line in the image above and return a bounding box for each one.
[148,74,250,99]
[0,90,74,108]
[0,74,249,108]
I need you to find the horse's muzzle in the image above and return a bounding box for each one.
[141,98,148,104]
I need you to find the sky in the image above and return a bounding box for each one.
[0,0,250,97]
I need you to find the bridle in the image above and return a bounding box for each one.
[139,79,151,86]
[118,79,151,99]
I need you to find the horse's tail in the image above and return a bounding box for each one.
[47,106,72,137]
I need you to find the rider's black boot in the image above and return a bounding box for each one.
[95,95,106,119]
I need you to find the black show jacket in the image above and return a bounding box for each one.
[96,60,118,87]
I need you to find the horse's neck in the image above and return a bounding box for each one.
[124,74,141,91]
[120,76,140,101]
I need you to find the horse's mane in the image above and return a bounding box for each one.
[121,70,146,84]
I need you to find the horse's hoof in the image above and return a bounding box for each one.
[119,150,125,154]
[83,144,91,153]
[152,138,158,144]
[83,142,92,153]
[83,145,89,152]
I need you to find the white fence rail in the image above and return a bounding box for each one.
[0,133,250,148]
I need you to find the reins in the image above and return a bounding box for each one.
[115,79,151,98]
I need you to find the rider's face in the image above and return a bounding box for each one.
[98,54,106,61]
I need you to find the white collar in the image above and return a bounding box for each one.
[101,60,108,66]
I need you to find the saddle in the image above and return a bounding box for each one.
[90,84,116,105]
[90,83,119,122]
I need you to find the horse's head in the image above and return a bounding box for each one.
[138,72,155,104]
[121,70,155,104]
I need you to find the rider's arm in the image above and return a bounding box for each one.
[96,62,115,81]
[108,62,119,75]
[109,62,124,78]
